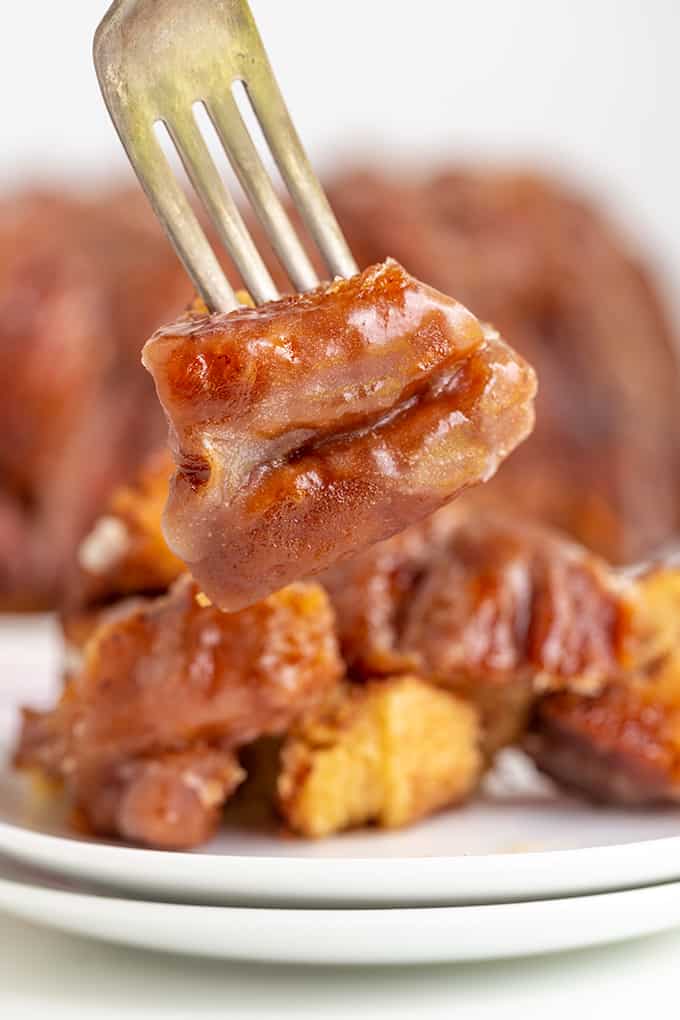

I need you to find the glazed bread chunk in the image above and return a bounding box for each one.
[143,259,536,610]
[526,565,680,804]
[323,511,634,756]
[399,515,629,688]
[82,746,245,850]
[16,575,342,848]
[323,512,631,683]
[527,670,680,805]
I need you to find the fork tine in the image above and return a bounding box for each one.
[95,0,358,308]
[244,76,358,281]
[207,95,320,294]
[167,113,279,306]
[123,122,238,314]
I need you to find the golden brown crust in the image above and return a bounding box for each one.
[277,676,482,838]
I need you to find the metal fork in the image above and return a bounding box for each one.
[94,0,357,313]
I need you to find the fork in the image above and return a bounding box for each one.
[94,0,357,313]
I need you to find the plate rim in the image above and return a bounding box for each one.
[3,812,680,866]
[2,859,680,964]
[2,814,680,907]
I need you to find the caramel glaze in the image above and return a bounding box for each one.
[143,259,536,611]
[403,516,629,686]
[323,511,629,684]
[16,576,342,848]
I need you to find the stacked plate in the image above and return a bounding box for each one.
[2,616,680,966]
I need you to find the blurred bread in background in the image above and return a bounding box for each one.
[1,163,678,612]
[327,168,680,563]
[0,190,189,609]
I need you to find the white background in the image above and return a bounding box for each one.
[1,2,679,1015]
[1,908,680,1019]
[2,0,679,300]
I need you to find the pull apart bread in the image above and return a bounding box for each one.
[142,259,537,610]
[23,254,680,845]
[26,463,669,846]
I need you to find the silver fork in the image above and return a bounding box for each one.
[94,0,357,313]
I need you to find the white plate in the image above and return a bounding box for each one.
[2,615,680,908]
[1,855,680,965]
